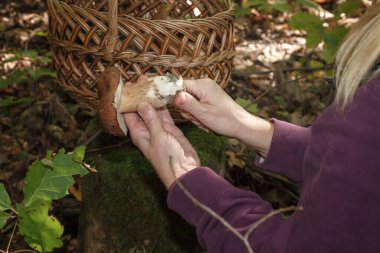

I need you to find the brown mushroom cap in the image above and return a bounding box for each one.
[97,67,126,137]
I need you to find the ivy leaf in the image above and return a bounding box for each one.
[0,211,10,230]
[323,26,349,64]
[0,183,11,211]
[290,13,324,48]
[18,200,63,253]
[23,150,89,207]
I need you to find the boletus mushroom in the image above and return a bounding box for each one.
[97,67,185,136]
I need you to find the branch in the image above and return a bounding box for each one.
[6,219,18,253]
[169,157,303,253]
[238,77,305,111]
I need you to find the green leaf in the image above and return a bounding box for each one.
[234,8,251,17]
[1,56,22,65]
[305,28,323,48]
[53,149,89,176]
[23,50,39,59]
[0,183,12,211]
[23,151,89,206]
[27,67,56,81]
[337,0,361,16]
[275,95,287,107]
[18,200,64,253]
[236,98,259,114]
[0,211,10,230]
[0,97,33,108]
[290,13,324,48]
[72,146,86,162]
[23,161,74,206]
[242,0,265,8]
[323,26,349,64]
[273,0,292,12]
[34,31,48,37]
[243,0,272,11]
[296,0,319,9]
[0,70,25,89]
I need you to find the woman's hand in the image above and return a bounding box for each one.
[124,103,200,189]
[175,78,274,156]
[175,78,248,138]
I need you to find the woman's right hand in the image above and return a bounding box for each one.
[175,78,249,139]
[175,78,274,156]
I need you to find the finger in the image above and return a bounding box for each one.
[175,92,205,116]
[123,113,141,130]
[157,107,175,125]
[183,78,217,99]
[183,79,204,98]
[137,102,166,139]
[180,111,196,121]
[123,113,150,150]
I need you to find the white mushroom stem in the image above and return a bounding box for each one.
[113,75,185,133]
[117,75,184,113]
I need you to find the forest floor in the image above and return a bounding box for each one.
[0,1,338,252]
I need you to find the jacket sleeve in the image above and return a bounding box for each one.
[167,167,287,253]
[256,119,311,183]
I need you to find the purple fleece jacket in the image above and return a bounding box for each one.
[167,76,380,253]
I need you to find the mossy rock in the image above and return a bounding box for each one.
[78,125,225,253]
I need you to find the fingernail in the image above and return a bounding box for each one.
[138,103,150,114]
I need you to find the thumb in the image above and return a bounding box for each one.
[175,92,204,115]
[137,103,165,138]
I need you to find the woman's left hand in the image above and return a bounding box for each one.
[124,103,200,189]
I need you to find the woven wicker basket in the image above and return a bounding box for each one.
[47,0,235,113]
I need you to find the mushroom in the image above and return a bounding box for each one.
[97,67,127,137]
[97,67,185,136]
[117,75,184,113]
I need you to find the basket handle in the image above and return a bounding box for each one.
[105,0,119,61]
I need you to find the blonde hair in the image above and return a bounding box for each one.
[335,2,380,109]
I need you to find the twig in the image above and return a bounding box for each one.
[85,139,131,153]
[243,78,305,111]
[83,129,103,147]
[10,250,37,253]
[169,157,303,253]
[244,206,301,238]
[168,157,252,253]
[6,219,18,253]
[232,65,333,78]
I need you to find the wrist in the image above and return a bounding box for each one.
[235,111,274,156]
[160,163,198,190]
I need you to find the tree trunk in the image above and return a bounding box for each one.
[78,125,225,253]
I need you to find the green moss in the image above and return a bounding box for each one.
[80,125,225,253]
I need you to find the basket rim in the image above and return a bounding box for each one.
[51,0,235,23]
[118,7,235,24]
